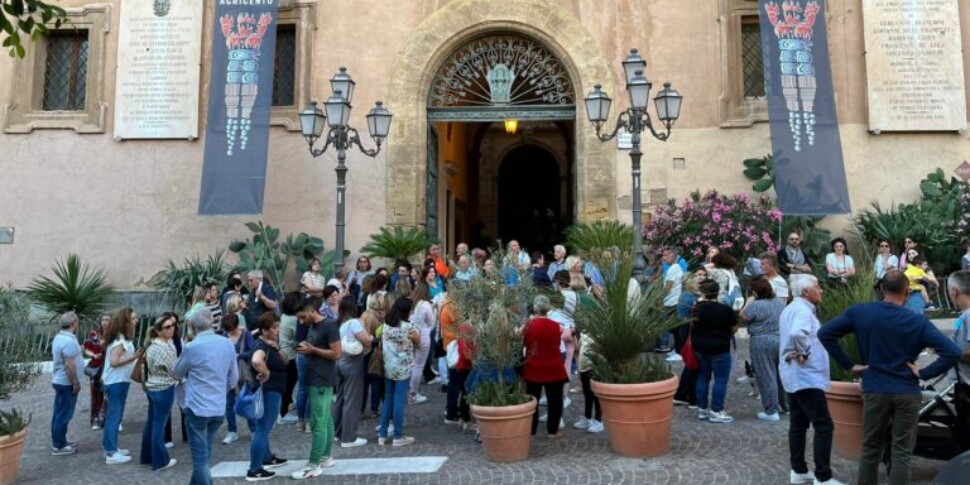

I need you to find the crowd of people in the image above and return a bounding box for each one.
[45,234,970,485]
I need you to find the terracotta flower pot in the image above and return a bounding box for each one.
[825,381,864,461]
[471,397,536,463]
[592,374,678,457]
[0,429,27,485]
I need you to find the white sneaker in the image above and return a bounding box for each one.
[757,412,781,422]
[392,436,415,447]
[159,458,177,470]
[790,470,816,484]
[428,376,444,385]
[697,408,710,420]
[105,453,132,465]
[708,411,734,423]
[278,413,298,424]
[665,352,683,362]
[538,413,548,423]
[291,463,325,480]
[221,432,238,445]
[374,424,394,433]
[539,396,548,406]
[573,417,591,429]
[813,479,846,485]
[340,437,368,448]
[558,418,565,431]
[587,420,605,433]
[411,394,428,404]
[164,442,174,449]
[116,449,130,456]
[119,424,124,432]
[319,457,335,467]
[563,397,572,409]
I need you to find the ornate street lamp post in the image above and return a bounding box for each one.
[584,48,683,282]
[300,67,392,271]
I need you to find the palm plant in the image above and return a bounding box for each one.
[449,247,535,406]
[149,250,230,310]
[27,254,114,321]
[573,253,683,383]
[565,221,634,261]
[0,285,38,403]
[360,226,437,263]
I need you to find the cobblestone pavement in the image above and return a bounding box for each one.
[8,340,947,484]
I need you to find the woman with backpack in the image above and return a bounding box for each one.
[333,295,373,448]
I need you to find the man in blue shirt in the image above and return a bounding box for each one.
[819,270,960,485]
[50,311,84,456]
[174,308,238,485]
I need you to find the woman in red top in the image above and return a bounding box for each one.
[521,295,569,437]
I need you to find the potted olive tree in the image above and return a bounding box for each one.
[449,249,537,463]
[817,248,872,461]
[573,254,684,457]
[0,285,39,485]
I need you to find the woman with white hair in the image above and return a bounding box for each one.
[522,295,569,438]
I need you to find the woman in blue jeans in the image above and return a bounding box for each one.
[102,308,143,464]
[140,315,180,470]
[246,313,289,480]
[379,297,420,446]
[691,279,738,424]
[217,312,254,444]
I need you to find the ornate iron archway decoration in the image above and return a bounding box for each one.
[427,35,575,121]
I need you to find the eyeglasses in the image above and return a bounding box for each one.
[788,238,800,242]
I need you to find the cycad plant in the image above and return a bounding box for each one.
[573,253,683,383]
[449,247,535,406]
[360,226,438,263]
[150,250,230,310]
[27,254,114,321]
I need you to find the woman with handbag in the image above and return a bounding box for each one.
[692,278,739,424]
[101,307,144,464]
[673,269,705,407]
[246,312,290,480]
[408,278,436,404]
[139,315,179,471]
[218,312,255,445]
[361,292,390,418]
[333,295,373,448]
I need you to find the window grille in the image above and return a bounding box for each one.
[43,30,89,111]
[741,17,766,101]
[272,25,297,107]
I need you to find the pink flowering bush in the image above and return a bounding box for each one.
[643,190,782,260]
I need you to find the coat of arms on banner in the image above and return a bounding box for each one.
[220,12,273,156]
[764,0,820,152]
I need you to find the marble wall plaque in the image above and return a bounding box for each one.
[114,0,204,140]
[863,0,967,132]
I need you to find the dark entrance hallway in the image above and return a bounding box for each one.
[497,144,562,254]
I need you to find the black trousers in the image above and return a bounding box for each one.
[579,371,602,421]
[446,369,471,422]
[526,381,564,435]
[281,359,298,417]
[164,407,187,443]
[788,388,834,482]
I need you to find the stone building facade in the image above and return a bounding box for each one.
[1,0,968,288]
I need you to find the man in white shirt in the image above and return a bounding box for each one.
[50,311,85,456]
[760,252,791,302]
[658,248,684,354]
[779,275,845,485]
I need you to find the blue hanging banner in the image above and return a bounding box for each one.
[198,0,279,215]
[759,0,851,215]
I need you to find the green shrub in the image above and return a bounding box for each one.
[150,250,230,310]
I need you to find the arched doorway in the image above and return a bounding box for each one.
[423,33,578,253]
[384,0,618,255]
[498,144,562,252]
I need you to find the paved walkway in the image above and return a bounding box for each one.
[8,341,948,484]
